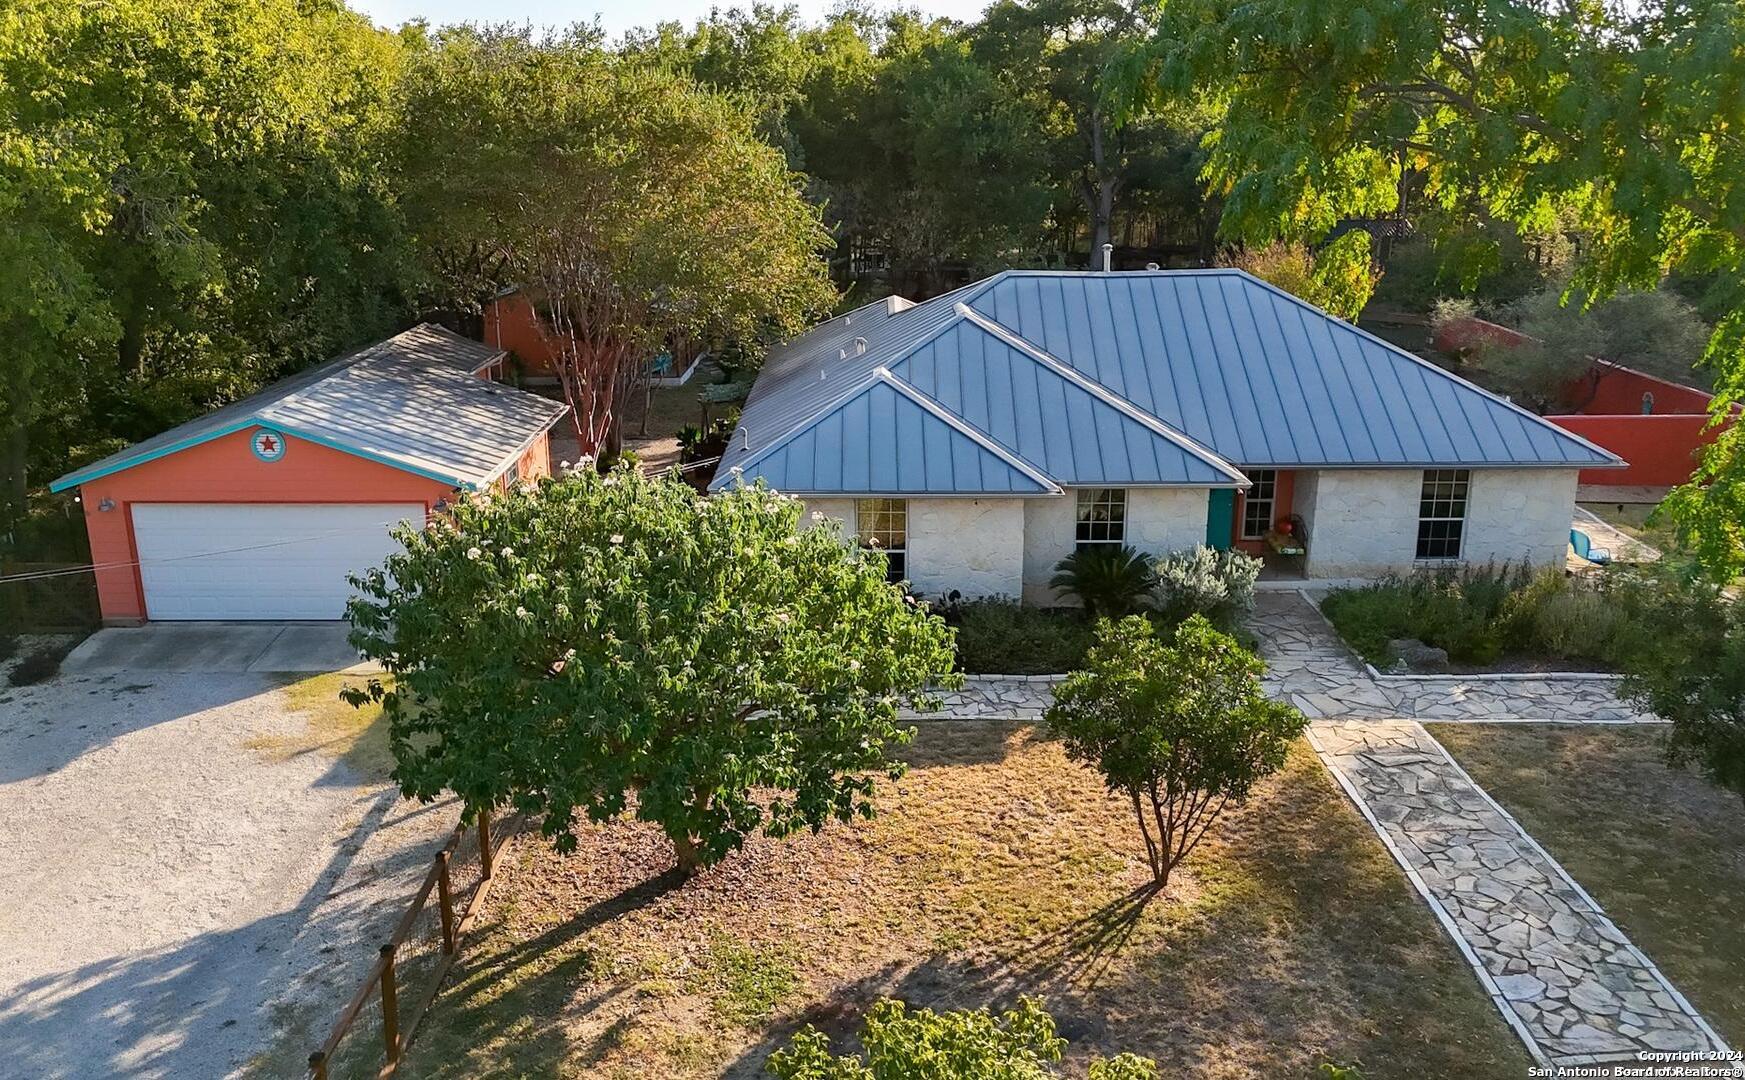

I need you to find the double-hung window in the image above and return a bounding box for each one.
[1416,469,1470,560]
[1240,469,1277,540]
[855,499,908,583]
[1075,488,1127,550]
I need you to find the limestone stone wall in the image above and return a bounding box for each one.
[1299,468,1580,578]
[1022,487,1210,604]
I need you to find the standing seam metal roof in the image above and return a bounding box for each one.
[713,270,1621,495]
[51,325,569,492]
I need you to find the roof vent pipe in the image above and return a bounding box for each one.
[854,337,867,356]
[1101,243,1114,272]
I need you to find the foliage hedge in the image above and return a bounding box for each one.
[1319,563,1634,670]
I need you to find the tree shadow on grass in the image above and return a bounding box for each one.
[720,750,1533,1080]
[401,864,690,1077]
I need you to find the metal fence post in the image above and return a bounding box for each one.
[478,810,494,880]
[380,943,400,1062]
[435,850,456,954]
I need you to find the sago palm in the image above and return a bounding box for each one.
[1049,545,1157,619]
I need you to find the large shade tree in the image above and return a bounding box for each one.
[0,0,408,538]
[1135,0,1745,576]
[394,28,835,455]
[345,468,959,873]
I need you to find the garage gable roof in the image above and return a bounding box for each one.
[714,270,1621,496]
[51,325,568,492]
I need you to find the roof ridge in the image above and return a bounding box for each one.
[952,303,1249,484]
[872,369,1061,493]
[1223,268,1624,465]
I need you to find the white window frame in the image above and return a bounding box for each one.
[1240,469,1277,540]
[1416,469,1470,561]
[1075,488,1127,549]
[855,498,908,583]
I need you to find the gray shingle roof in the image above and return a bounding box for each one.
[714,270,1620,495]
[51,324,568,492]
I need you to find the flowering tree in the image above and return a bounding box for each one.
[345,467,958,872]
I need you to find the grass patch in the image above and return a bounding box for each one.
[1429,723,1745,1049]
[401,724,1528,1079]
[243,673,394,782]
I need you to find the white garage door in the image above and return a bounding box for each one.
[131,503,425,621]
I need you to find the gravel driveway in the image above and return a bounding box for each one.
[0,670,457,1079]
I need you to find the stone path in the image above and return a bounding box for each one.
[1250,592,1654,723]
[1309,720,1729,1066]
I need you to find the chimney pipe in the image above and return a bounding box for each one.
[1101,243,1114,272]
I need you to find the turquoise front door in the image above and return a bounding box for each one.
[1205,488,1235,550]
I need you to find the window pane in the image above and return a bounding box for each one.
[1241,469,1276,539]
[1075,488,1127,545]
[1415,470,1470,559]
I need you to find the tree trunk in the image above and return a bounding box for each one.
[0,413,27,546]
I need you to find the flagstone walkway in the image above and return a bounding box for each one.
[918,592,1732,1068]
[1309,719,1728,1066]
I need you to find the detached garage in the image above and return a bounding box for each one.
[51,325,568,625]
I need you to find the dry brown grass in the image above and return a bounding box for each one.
[401,723,1528,1079]
[242,673,393,782]
[1431,722,1745,1049]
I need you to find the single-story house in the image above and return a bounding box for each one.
[712,269,1623,600]
[52,324,568,624]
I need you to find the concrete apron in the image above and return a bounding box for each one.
[61,622,381,674]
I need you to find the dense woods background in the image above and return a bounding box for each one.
[4,0,1741,573]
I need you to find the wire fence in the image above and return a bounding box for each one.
[0,563,100,633]
[308,810,512,1079]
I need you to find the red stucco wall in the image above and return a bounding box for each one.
[1545,414,1724,487]
[483,293,560,377]
[76,427,458,624]
[1573,365,1713,416]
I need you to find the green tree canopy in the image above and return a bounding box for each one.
[345,468,959,872]
[0,0,409,534]
[1136,0,1745,576]
[1045,615,1305,886]
[393,27,834,452]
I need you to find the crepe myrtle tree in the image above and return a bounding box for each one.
[344,465,959,873]
[1045,615,1305,887]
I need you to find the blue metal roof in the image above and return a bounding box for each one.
[890,318,1240,486]
[727,375,1056,495]
[714,270,1621,496]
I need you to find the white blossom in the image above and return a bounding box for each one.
[609,534,624,545]
[515,606,530,619]
[500,546,515,558]
[602,475,618,487]
[466,546,482,560]
[729,464,744,476]
[847,659,861,671]
[810,511,825,522]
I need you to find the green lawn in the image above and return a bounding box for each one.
[399,724,1527,1079]
[1431,723,1745,1049]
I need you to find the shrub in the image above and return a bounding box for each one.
[765,997,1156,1080]
[1530,589,1626,662]
[1321,562,1604,668]
[1045,616,1306,886]
[950,599,1094,675]
[1049,545,1156,618]
[1613,564,1745,805]
[345,467,959,874]
[8,645,67,686]
[1153,546,1262,629]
